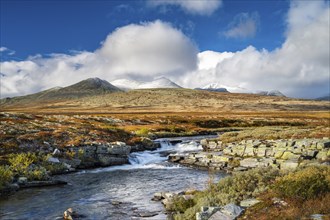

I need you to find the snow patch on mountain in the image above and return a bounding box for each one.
[111,77,181,90]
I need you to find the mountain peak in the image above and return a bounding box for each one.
[67,77,120,92]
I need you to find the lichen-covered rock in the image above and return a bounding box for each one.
[240,158,259,168]
[280,160,299,170]
[281,151,301,160]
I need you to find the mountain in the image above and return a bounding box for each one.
[111,77,181,90]
[198,83,286,97]
[255,90,286,97]
[195,83,228,92]
[316,94,330,101]
[1,78,121,104]
[197,83,251,93]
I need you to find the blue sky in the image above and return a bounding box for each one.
[1,0,288,60]
[0,0,329,99]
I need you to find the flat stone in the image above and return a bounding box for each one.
[240,198,260,207]
[212,155,232,163]
[280,160,299,170]
[47,156,60,163]
[240,158,259,168]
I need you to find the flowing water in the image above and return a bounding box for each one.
[0,136,226,220]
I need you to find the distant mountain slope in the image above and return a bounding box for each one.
[198,83,252,93]
[1,78,122,105]
[316,94,330,101]
[111,77,181,90]
[255,90,286,97]
[195,83,229,92]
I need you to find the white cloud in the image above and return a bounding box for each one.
[0,47,8,52]
[148,0,222,16]
[224,12,259,39]
[1,1,329,99]
[0,20,198,98]
[97,20,198,77]
[178,1,330,98]
[0,46,15,55]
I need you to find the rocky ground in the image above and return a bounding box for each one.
[169,138,330,172]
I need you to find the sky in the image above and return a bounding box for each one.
[0,0,329,98]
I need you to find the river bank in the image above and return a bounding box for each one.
[0,136,227,220]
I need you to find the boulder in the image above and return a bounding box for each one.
[17,177,28,185]
[152,192,164,201]
[280,160,299,170]
[97,155,128,166]
[212,155,232,163]
[208,211,232,220]
[281,151,300,160]
[240,158,259,168]
[232,145,246,157]
[47,156,60,163]
[244,146,255,157]
[196,207,221,220]
[316,150,329,160]
[316,141,330,149]
[96,143,131,155]
[221,203,244,219]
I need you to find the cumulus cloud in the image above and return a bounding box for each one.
[1,1,329,99]
[224,12,260,39]
[177,0,330,98]
[148,0,222,16]
[0,20,198,97]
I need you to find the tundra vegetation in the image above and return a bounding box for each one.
[0,89,329,218]
[170,166,330,220]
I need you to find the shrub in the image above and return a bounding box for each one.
[42,161,68,175]
[8,153,49,181]
[8,152,38,175]
[0,166,13,190]
[173,167,280,219]
[135,128,150,136]
[273,165,330,200]
[170,196,195,213]
[25,165,48,181]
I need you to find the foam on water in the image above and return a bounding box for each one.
[79,140,202,174]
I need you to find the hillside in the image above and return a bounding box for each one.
[1,78,122,105]
[1,87,329,113]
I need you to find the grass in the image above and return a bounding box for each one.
[219,126,330,143]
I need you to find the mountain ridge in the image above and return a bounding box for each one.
[1,77,122,104]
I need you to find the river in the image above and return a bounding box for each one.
[0,136,227,220]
